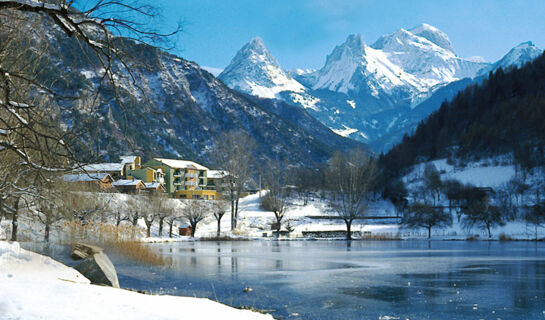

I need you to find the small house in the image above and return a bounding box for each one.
[179,224,192,236]
[112,179,146,194]
[62,173,114,190]
[144,182,166,193]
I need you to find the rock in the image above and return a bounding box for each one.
[74,251,120,288]
[70,243,104,260]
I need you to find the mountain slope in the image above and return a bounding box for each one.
[220,25,492,151]
[382,51,545,174]
[35,20,363,166]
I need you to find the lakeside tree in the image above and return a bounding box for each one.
[462,191,504,238]
[261,161,290,237]
[165,201,182,238]
[214,130,255,231]
[523,202,545,240]
[212,200,229,238]
[181,200,208,238]
[402,203,452,238]
[326,149,378,240]
[126,196,144,227]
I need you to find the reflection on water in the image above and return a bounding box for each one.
[23,241,545,320]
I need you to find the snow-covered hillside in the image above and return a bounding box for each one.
[0,241,274,320]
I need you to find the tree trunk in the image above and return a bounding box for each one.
[217,218,221,237]
[234,197,240,229]
[487,223,492,238]
[230,197,236,230]
[169,223,173,238]
[276,213,282,238]
[145,222,151,238]
[190,222,196,237]
[116,213,121,227]
[345,220,352,240]
[11,199,19,242]
[428,225,432,239]
[132,215,138,226]
[158,217,164,237]
[44,223,50,242]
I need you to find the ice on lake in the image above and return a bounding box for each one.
[25,241,545,320]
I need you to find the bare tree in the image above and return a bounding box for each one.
[181,200,209,238]
[165,201,181,238]
[212,200,229,238]
[261,161,290,237]
[126,196,143,227]
[0,1,179,240]
[462,192,504,238]
[148,192,172,237]
[326,149,378,240]
[402,203,452,238]
[214,130,255,230]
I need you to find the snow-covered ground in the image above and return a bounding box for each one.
[0,241,274,320]
[401,157,545,240]
[405,158,517,188]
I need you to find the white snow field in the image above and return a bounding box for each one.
[0,241,274,320]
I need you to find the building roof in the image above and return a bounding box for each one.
[144,182,164,189]
[112,179,145,187]
[120,156,138,165]
[62,173,112,182]
[207,170,229,179]
[80,163,124,172]
[153,158,209,171]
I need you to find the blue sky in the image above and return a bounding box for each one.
[158,0,545,72]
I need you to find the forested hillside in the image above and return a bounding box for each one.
[381,52,545,175]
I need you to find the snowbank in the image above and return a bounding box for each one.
[0,241,274,320]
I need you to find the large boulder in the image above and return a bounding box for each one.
[72,243,120,288]
[70,243,103,260]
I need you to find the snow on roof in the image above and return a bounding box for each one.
[62,173,111,182]
[207,170,229,179]
[113,179,144,187]
[144,182,163,189]
[153,158,209,171]
[120,156,138,164]
[81,163,124,172]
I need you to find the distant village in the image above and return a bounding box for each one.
[62,156,231,200]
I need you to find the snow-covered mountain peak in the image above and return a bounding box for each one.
[496,41,542,68]
[312,33,423,95]
[344,33,366,51]
[370,25,487,85]
[218,37,304,99]
[408,23,454,53]
[478,41,543,76]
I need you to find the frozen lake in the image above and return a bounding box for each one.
[26,241,545,320]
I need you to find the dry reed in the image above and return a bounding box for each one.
[60,220,170,267]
